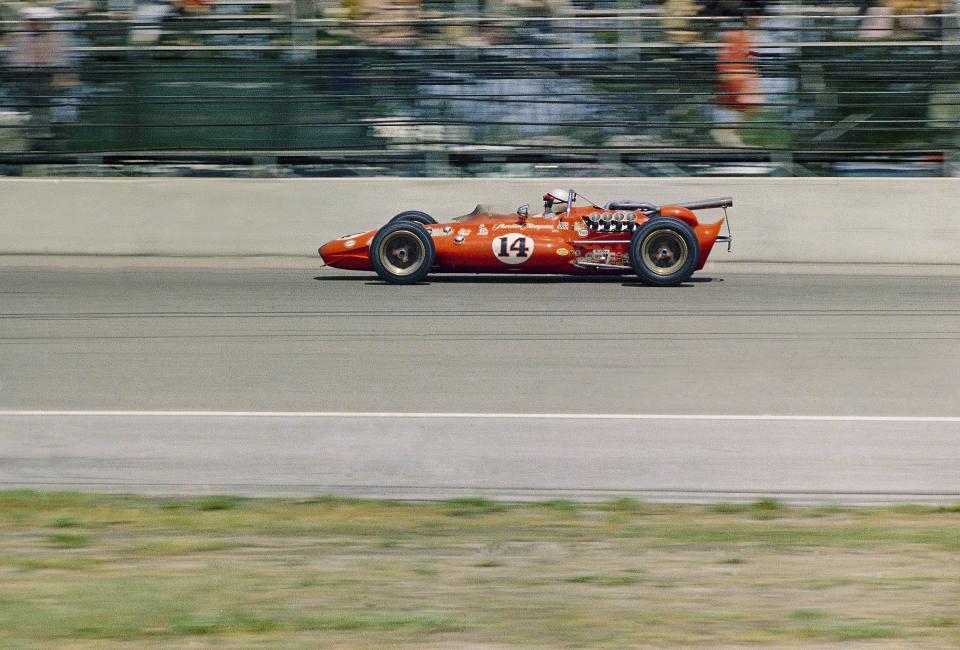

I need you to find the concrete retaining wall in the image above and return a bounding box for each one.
[1,177,957,263]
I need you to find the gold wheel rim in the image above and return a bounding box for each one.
[641,228,688,276]
[378,230,426,276]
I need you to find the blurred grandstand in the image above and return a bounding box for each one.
[0,0,957,176]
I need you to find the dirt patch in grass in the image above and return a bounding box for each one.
[0,492,959,647]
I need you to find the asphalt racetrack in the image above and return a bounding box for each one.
[1,260,958,503]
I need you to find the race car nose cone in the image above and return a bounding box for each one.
[319,240,345,264]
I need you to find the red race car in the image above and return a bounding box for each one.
[318,189,732,286]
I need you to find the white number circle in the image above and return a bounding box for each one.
[492,233,535,264]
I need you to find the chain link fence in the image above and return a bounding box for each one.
[1,0,957,175]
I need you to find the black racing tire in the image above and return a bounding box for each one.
[370,221,435,285]
[387,210,437,226]
[628,217,700,287]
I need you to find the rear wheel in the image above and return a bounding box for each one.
[387,210,436,226]
[629,217,700,286]
[370,222,435,284]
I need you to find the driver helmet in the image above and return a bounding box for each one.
[543,188,569,215]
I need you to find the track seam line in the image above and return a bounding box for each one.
[1,411,958,422]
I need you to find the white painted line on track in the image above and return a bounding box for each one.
[0,410,958,422]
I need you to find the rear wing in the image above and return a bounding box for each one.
[603,196,733,212]
[674,197,733,211]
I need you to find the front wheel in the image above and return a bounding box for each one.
[370,222,435,284]
[628,217,700,287]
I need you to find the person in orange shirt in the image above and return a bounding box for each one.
[711,13,764,147]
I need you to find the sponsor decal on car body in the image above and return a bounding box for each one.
[493,223,556,232]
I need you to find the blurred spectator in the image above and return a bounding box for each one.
[4,6,78,143]
[860,0,944,39]
[752,4,798,118]
[131,0,211,46]
[7,6,71,66]
[130,0,175,45]
[352,0,421,46]
[892,0,943,33]
[711,10,764,147]
[662,0,702,44]
[174,0,212,14]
